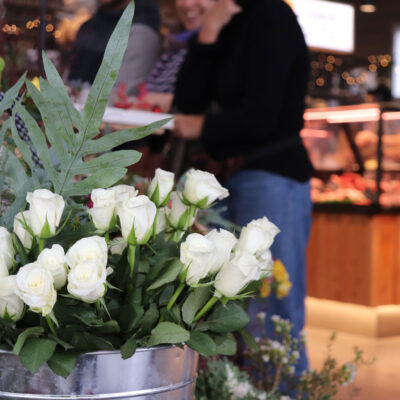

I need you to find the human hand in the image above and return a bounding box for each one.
[199,0,242,44]
[173,115,205,140]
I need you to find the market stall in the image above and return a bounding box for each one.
[303,104,400,308]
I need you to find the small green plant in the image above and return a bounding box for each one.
[196,315,373,400]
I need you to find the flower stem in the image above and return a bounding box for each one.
[46,315,57,337]
[38,238,45,253]
[193,296,219,322]
[152,208,160,241]
[95,299,101,317]
[128,244,136,278]
[104,232,110,244]
[167,282,185,311]
[189,205,197,227]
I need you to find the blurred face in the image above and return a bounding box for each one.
[175,0,216,31]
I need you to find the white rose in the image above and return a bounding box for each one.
[214,251,262,298]
[66,236,108,269]
[0,227,15,270]
[167,191,195,231]
[259,250,273,274]
[110,185,138,215]
[13,211,33,250]
[37,244,68,289]
[183,169,229,208]
[180,233,216,285]
[0,276,24,321]
[109,236,128,255]
[15,263,57,316]
[26,189,65,237]
[118,195,156,245]
[67,260,107,303]
[236,217,280,257]
[89,188,117,231]
[156,207,168,234]
[206,229,238,274]
[148,168,175,207]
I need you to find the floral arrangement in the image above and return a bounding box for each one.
[0,2,280,377]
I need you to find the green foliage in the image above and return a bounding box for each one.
[196,358,270,400]
[0,1,171,221]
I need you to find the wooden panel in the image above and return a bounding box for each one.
[307,212,372,305]
[392,216,400,304]
[370,215,397,306]
[308,212,400,306]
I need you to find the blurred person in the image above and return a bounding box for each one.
[140,0,217,113]
[172,0,313,373]
[68,0,161,98]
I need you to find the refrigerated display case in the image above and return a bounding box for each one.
[302,103,400,211]
[303,104,400,307]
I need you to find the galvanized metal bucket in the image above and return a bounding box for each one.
[0,345,198,399]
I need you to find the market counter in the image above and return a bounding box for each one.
[307,206,400,307]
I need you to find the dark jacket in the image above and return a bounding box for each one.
[174,0,313,182]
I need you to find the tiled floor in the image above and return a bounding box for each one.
[306,326,400,399]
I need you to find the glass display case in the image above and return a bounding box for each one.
[301,103,400,210]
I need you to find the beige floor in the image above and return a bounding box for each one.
[306,326,400,400]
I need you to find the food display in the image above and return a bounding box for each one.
[303,104,400,209]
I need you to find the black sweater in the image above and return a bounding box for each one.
[174,0,313,182]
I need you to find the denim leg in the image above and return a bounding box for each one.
[224,170,312,372]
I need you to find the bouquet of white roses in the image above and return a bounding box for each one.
[0,1,279,378]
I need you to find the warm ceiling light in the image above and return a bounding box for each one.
[360,0,376,13]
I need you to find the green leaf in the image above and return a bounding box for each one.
[212,333,237,355]
[196,303,250,333]
[147,259,183,291]
[19,338,57,373]
[187,331,217,356]
[13,327,44,355]
[62,167,127,197]
[82,1,135,138]
[94,320,120,335]
[138,303,159,336]
[121,335,137,359]
[182,286,211,325]
[11,233,29,265]
[14,102,58,185]
[10,110,35,173]
[81,119,172,155]
[83,333,114,351]
[239,328,259,352]
[70,150,141,175]
[3,146,29,194]
[47,350,77,378]
[120,303,144,332]
[147,322,190,347]
[48,335,74,351]
[26,79,71,165]
[42,52,83,131]
[1,179,35,229]
[0,72,26,115]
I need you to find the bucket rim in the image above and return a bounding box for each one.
[0,344,182,357]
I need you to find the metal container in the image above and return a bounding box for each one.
[0,345,198,399]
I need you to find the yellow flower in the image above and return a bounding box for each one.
[276,280,292,299]
[260,278,271,298]
[273,259,289,283]
[31,77,40,91]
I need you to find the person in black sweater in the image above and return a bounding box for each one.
[173,0,313,373]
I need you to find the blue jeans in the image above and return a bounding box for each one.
[223,170,312,372]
